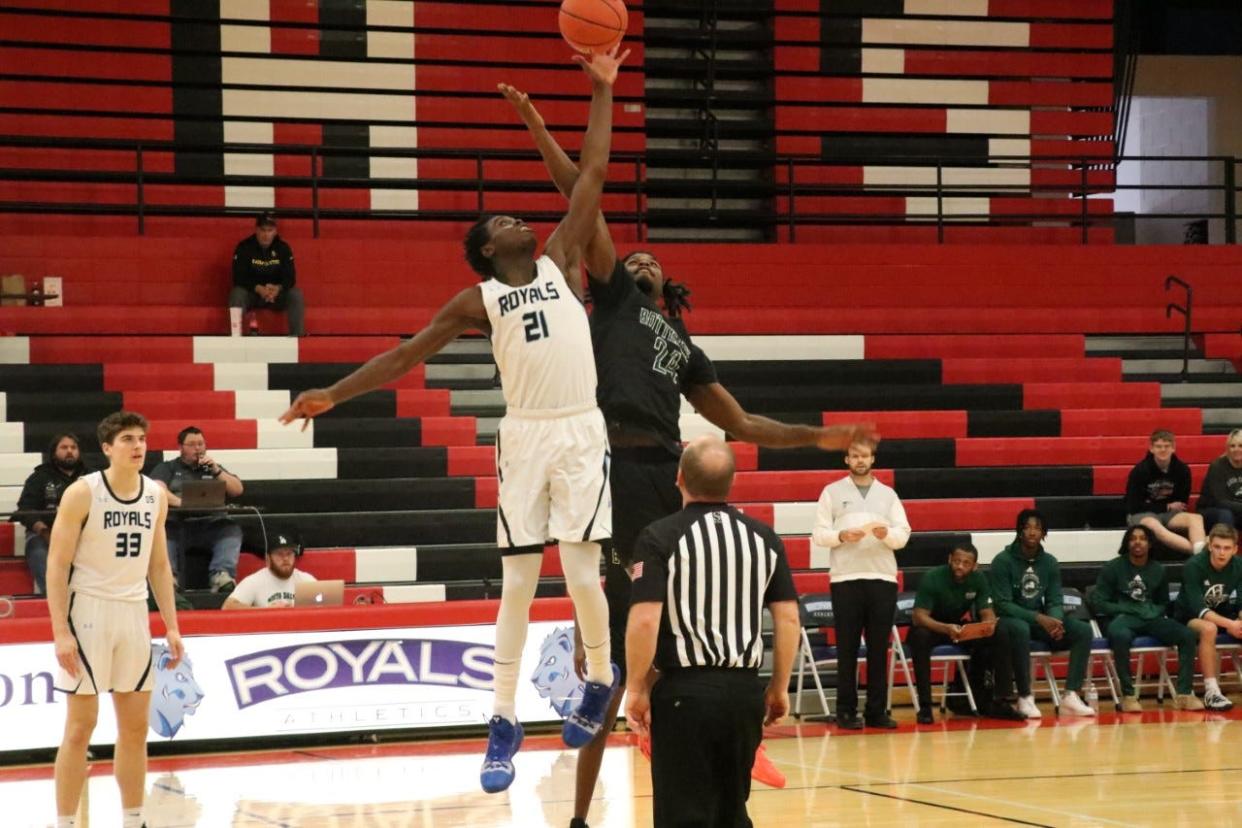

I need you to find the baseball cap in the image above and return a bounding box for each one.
[255,211,278,228]
[266,529,302,556]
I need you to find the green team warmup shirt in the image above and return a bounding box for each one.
[914,565,993,624]
[1090,556,1169,621]
[988,541,1065,622]
[1175,549,1242,620]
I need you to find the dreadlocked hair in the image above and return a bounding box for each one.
[662,279,692,318]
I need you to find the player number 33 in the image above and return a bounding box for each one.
[114,532,142,558]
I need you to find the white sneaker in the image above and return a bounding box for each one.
[1204,688,1234,711]
[1059,691,1096,717]
[209,570,236,594]
[1016,695,1042,719]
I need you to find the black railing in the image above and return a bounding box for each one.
[0,136,1239,244]
[1164,275,1193,382]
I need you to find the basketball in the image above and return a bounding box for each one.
[558,0,628,54]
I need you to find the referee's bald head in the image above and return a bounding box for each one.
[678,435,736,501]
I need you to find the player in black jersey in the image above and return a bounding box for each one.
[501,84,877,828]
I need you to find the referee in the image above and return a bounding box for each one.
[625,436,799,827]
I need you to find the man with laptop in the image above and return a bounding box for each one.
[151,426,245,593]
[909,542,1027,724]
[223,529,331,609]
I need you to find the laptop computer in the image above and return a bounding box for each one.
[294,579,345,607]
[179,479,227,509]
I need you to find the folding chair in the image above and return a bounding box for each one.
[1084,585,1175,704]
[793,591,916,717]
[889,591,975,715]
[1062,587,1121,711]
[1167,583,1242,692]
[794,592,836,718]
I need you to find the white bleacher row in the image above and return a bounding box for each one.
[774,502,1124,568]
[801,529,1127,570]
[0,337,302,365]
[0,335,864,366]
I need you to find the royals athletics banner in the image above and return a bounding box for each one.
[0,620,586,753]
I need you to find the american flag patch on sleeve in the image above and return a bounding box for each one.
[630,562,643,580]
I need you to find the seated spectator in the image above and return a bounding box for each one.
[988,509,1095,718]
[1090,525,1201,712]
[909,542,1026,724]
[222,529,314,609]
[1173,523,1242,712]
[1124,429,1205,555]
[229,211,305,336]
[151,426,244,592]
[1197,429,1242,530]
[14,433,87,594]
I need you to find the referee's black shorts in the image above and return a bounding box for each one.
[604,447,680,682]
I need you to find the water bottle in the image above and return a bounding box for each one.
[1084,682,1098,712]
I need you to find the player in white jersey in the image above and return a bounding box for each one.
[46,411,183,828]
[280,44,630,794]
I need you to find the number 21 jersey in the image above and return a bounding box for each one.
[72,471,163,603]
[480,255,597,412]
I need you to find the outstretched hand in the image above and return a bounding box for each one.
[573,42,631,87]
[816,422,880,451]
[498,83,544,130]
[279,388,335,431]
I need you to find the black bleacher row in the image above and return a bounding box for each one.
[19,420,446,455]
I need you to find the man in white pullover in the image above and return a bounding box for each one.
[812,438,911,729]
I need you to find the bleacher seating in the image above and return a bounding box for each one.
[0,2,1239,632]
[0,239,1238,610]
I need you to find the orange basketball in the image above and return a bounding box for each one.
[558,0,628,54]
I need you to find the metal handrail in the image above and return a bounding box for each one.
[1164,276,1193,382]
[0,136,1238,242]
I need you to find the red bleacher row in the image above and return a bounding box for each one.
[822,409,1203,439]
[104,416,474,449]
[1,305,1235,337]
[25,336,404,364]
[95,390,453,420]
[6,334,1093,362]
[6,240,1241,308]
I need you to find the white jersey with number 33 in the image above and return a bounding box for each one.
[480,255,597,413]
[71,471,162,603]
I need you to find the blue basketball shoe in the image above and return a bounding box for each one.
[562,662,621,748]
[480,715,524,793]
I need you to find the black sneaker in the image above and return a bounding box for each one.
[569,819,589,828]
[865,713,898,729]
[916,708,935,725]
[836,712,864,730]
[985,702,1028,722]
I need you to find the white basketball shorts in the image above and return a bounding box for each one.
[495,404,612,549]
[56,592,154,695]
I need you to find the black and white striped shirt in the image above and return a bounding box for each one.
[631,501,797,671]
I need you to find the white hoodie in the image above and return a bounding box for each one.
[812,476,911,583]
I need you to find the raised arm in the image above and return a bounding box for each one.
[500,84,616,288]
[543,44,629,277]
[279,287,488,428]
[685,382,877,450]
